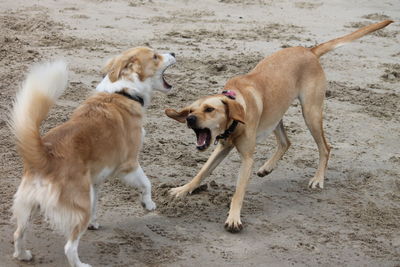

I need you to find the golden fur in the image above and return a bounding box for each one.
[10,47,176,266]
[166,20,393,233]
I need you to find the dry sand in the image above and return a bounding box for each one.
[0,0,399,266]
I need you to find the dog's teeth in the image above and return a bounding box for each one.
[197,132,207,146]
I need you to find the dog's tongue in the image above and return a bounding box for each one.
[197,132,207,146]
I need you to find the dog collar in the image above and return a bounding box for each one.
[115,91,144,106]
[215,90,239,144]
[215,120,239,144]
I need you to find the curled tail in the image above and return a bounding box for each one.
[9,61,68,170]
[311,20,394,58]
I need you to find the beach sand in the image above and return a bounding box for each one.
[0,0,399,266]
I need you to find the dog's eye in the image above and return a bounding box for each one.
[153,54,158,60]
[204,107,214,113]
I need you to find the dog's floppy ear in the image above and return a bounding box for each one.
[221,98,245,124]
[165,107,190,123]
[102,55,141,82]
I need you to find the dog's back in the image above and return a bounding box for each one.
[42,92,143,179]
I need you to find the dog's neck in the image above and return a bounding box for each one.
[115,91,144,106]
[96,74,152,107]
[215,120,239,144]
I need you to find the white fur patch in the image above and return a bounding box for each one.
[96,52,176,107]
[122,166,156,210]
[13,177,85,237]
[96,74,153,107]
[24,60,68,100]
[96,75,137,94]
[10,60,68,138]
[64,235,89,267]
[122,167,149,189]
[94,167,114,185]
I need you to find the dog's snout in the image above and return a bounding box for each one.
[186,115,196,127]
[170,52,176,58]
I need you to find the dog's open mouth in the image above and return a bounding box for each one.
[162,65,174,90]
[193,128,211,151]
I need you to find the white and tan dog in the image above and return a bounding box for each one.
[9,47,176,266]
[165,20,393,232]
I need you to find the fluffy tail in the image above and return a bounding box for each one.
[9,61,68,170]
[311,20,393,58]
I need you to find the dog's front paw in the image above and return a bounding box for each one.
[256,167,273,177]
[169,184,192,198]
[257,161,277,177]
[308,176,324,189]
[88,222,100,230]
[13,249,33,261]
[142,199,156,211]
[224,216,243,233]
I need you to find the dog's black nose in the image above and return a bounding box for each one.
[186,115,196,127]
[170,52,176,58]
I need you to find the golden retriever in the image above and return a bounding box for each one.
[9,47,175,266]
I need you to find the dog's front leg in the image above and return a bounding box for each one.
[225,137,255,233]
[170,143,233,197]
[121,165,156,211]
[88,185,100,230]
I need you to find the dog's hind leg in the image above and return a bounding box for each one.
[170,143,234,198]
[62,177,92,267]
[64,198,91,266]
[65,225,91,267]
[12,184,35,261]
[257,120,291,177]
[300,84,331,189]
[121,165,156,211]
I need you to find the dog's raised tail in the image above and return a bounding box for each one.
[9,61,68,170]
[311,20,393,58]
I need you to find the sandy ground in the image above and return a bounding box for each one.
[0,0,399,266]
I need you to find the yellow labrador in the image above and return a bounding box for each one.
[165,20,392,232]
